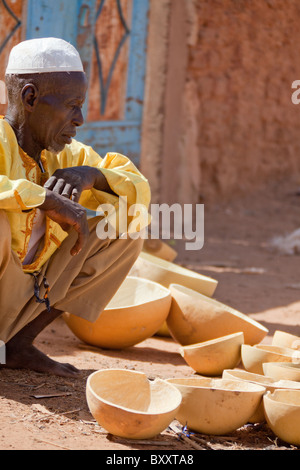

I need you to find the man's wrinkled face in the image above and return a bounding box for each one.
[29,72,88,154]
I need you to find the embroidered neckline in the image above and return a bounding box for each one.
[18,147,49,184]
[1,116,49,182]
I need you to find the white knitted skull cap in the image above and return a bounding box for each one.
[5,37,84,74]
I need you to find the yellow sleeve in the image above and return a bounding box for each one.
[58,141,151,234]
[0,175,46,211]
[0,122,46,211]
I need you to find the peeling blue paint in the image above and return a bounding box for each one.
[26,0,149,165]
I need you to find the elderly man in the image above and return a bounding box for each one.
[0,37,150,377]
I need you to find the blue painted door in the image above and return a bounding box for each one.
[26,0,149,166]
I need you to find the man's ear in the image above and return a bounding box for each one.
[21,83,39,111]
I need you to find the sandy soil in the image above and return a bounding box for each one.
[0,180,300,451]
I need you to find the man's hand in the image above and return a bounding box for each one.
[44,166,114,202]
[41,167,115,255]
[39,188,89,256]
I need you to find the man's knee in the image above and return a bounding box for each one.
[88,214,144,259]
[110,233,144,271]
[126,233,144,259]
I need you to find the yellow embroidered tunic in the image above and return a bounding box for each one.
[0,119,151,273]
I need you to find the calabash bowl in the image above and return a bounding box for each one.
[179,332,244,376]
[155,321,172,337]
[263,389,300,446]
[271,330,300,350]
[222,369,300,423]
[129,253,218,339]
[86,369,182,439]
[263,362,300,382]
[129,252,218,297]
[142,239,178,262]
[166,377,266,435]
[166,284,268,346]
[64,276,171,349]
[241,344,300,375]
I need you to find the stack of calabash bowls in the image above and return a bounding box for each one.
[64,248,300,445]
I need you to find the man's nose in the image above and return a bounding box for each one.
[73,108,84,127]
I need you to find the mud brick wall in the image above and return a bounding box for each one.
[0,0,24,116]
[184,0,300,202]
[146,0,300,205]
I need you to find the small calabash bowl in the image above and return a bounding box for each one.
[272,330,300,350]
[86,369,182,440]
[222,369,300,423]
[241,344,300,375]
[142,239,178,262]
[166,284,268,346]
[263,389,300,446]
[64,276,171,349]
[179,332,244,376]
[263,362,300,382]
[166,377,266,435]
[129,252,218,297]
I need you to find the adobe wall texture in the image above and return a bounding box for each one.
[0,0,24,115]
[141,0,300,204]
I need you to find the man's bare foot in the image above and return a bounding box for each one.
[4,341,79,377]
[3,307,80,377]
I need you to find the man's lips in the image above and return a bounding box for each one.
[61,132,76,144]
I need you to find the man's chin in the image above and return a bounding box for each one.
[46,144,65,155]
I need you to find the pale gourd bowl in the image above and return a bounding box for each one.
[179,332,244,376]
[222,369,300,423]
[166,284,268,346]
[262,362,300,382]
[241,344,300,375]
[271,330,300,350]
[263,389,300,446]
[86,369,182,439]
[64,276,172,349]
[166,377,266,435]
[142,239,178,262]
[129,252,218,338]
[129,252,218,297]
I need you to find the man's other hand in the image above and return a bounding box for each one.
[39,188,89,256]
[44,166,113,203]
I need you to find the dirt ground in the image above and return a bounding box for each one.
[1,179,300,452]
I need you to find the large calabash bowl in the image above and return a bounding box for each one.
[222,368,300,423]
[179,332,244,376]
[129,252,218,338]
[166,284,268,346]
[263,389,300,446]
[166,377,266,435]
[64,276,171,349]
[86,369,182,439]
